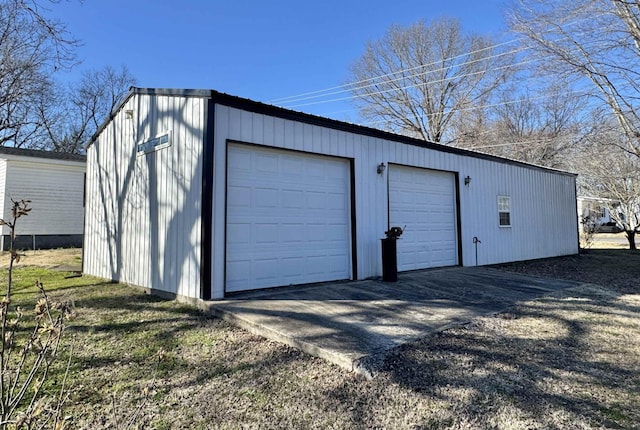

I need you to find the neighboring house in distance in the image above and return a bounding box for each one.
[577,196,624,233]
[0,147,86,250]
[83,87,579,302]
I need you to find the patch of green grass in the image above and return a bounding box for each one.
[599,404,630,424]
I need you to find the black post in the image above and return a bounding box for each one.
[473,236,481,266]
[381,237,398,282]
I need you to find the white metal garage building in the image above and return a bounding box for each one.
[83,88,579,301]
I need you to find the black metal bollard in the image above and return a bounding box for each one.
[381,226,404,282]
[381,237,398,282]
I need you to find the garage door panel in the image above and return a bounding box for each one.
[389,165,458,272]
[226,144,351,293]
[281,163,303,177]
[255,153,279,174]
[227,185,251,208]
[281,189,304,208]
[327,193,347,210]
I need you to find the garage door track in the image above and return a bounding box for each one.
[204,267,580,376]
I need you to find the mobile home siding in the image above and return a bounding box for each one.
[0,159,5,250]
[0,159,6,227]
[83,94,206,298]
[2,161,84,236]
[0,153,85,250]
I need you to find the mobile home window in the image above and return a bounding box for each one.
[498,196,511,227]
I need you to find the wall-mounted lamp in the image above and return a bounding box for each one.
[124,110,134,120]
[377,162,386,175]
[464,175,471,186]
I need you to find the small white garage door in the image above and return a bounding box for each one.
[226,144,351,293]
[389,164,458,271]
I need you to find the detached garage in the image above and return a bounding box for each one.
[83,88,579,301]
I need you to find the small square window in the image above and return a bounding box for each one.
[498,196,511,227]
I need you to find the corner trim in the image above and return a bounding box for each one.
[454,173,463,266]
[200,99,215,300]
[349,158,358,280]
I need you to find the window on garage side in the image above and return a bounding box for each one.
[498,196,511,227]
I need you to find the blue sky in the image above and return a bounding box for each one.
[48,0,509,121]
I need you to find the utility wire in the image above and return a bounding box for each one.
[284,36,612,111]
[279,46,529,107]
[269,17,608,109]
[285,58,538,109]
[270,41,523,106]
[358,89,590,128]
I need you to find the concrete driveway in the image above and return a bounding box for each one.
[204,266,579,376]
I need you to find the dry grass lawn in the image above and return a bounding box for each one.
[2,248,639,429]
[0,247,81,269]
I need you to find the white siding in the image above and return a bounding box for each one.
[0,159,6,238]
[211,105,578,298]
[0,159,84,236]
[85,91,579,301]
[83,94,206,299]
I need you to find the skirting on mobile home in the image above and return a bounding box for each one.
[83,88,579,300]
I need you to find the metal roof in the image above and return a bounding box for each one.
[0,146,86,162]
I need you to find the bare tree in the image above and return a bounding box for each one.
[509,0,640,157]
[348,18,513,143]
[40,65,136,154]
[453,81,589,168]
[494,83,586,167]
[0,0,76,148]
[575,136,640,249]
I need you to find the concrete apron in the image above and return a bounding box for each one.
[203,267,579,377]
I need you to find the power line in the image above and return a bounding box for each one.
[283,36,611,111]
[269,16,608,111]
[284,58,538,110]
[278,46,529,107]
[270,40,523,106]
[357,88,590,129]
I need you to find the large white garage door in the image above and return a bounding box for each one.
[389,165,458,271]
[226,144,351,293]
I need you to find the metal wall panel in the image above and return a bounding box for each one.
[211,105,578,298]
[86,94,579,301]
[83,94,206,299]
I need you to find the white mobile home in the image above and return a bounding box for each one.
[0,147,86,250]
[83,88,579,301]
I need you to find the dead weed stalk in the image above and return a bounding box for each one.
[0,199,73,429]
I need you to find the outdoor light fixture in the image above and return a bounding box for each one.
[377,162,386,175]
[124,110,134,120]
[464,175,471,186]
